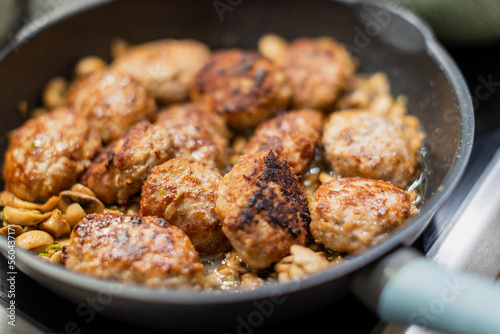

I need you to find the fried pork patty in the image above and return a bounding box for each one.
[322,110,419,188]
[215,150,310,270]
[80,121,173,206]
[244,109,323,174]
[156,103,230,172]
[66,70,157,143]
[64,212,205,288]
[111,39,211,104]
[140,158,231,255]
[309,177,418,254]
[259,35,356,110]
[3,108,102,203]
[191,49,291,130]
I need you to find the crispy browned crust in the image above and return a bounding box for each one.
[3,107,102,203]
[156,103,230,172]
[191,49,291,130]
[322,110,419,188]
[66,70,157,143]
[80,121,173,206]
[244,109,323,174]
[215,150,310,270]
[64,212,205,288]
[309,177,419,254]
[278,37,356,110]
[140,158,231,255]
[111,39,211,104]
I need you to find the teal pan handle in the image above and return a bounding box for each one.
[351,248,500,334]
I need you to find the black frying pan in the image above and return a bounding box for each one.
[1,0,496,333]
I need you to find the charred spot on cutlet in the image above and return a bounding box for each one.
[61,245,69,265]
[262,151,310,222]
[153,218,169,228]
[130,215,142,226]
[252,69,268,92]
[106,150,115,168]
[233,151,310,236]
[226,52,257,76]
[73,213,112,240]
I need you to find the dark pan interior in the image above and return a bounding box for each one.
[0,0,473,330]
[0,0,467,202]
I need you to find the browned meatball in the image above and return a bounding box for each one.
[80,121,173,206]
[244,109,323,174]
[66,70,157,143]
[3,108,102,203]
[156,103,229,172]
[110,39,211,104]
[309,177,418,254]
[322,110,420,189]
[215,150,310,270]
[64,212,205,288]
[259,34,356,110]
[140,158,231,255]
[191,49,291,130]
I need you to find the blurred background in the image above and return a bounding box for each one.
[386,0,500,136]
[0,1,499,333]
[390,0,500,47]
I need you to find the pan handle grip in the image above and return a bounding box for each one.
[351,247,500,334]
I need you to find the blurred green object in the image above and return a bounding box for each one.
[387,0,500,47]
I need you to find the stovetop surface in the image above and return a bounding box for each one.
[1,2,500,333]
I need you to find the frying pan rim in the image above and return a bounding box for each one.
[0,0,474,306]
